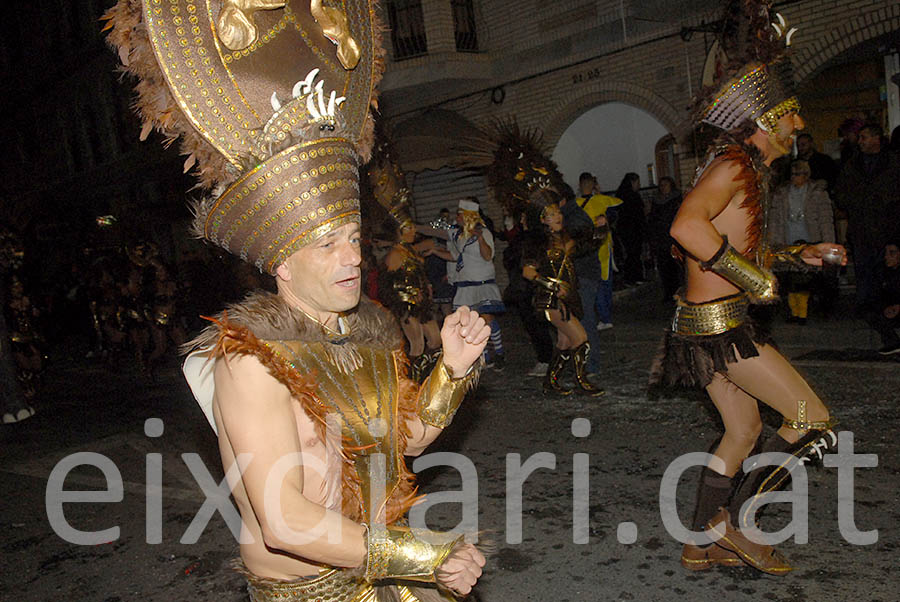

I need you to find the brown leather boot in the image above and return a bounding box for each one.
[680,542,742,571]
[571,342,605,396]
[543,349,573,395]
[706,508,792,575]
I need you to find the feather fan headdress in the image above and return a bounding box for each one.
[103,0,384,273]
[453,119,567,216]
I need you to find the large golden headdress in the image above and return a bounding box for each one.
[103,0,384,273]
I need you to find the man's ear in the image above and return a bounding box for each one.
[274,262,292,282]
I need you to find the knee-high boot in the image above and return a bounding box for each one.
[543,348,572,395]
[681,466,742,570]
[571,342,604,396]
[702,429,839,576]
[728,428,838,530]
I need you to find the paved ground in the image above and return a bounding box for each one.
[2,283,898,601]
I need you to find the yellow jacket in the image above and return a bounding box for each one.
[576,194,623,281]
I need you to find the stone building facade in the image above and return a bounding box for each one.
[378,0,900,221]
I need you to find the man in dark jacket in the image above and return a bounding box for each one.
[796,133,838,193]
[864,243,900,355]
[835,124,900,309]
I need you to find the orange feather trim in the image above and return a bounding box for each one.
[206,314,420,525]
[720,146,764,256]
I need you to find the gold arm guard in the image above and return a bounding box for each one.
[364,525,462,583]
[416,357,479,428]
[706,243,778,303]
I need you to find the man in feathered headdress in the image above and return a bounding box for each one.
[652,0,844,575]
[105,1,487,599]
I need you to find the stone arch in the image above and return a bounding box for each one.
[792,5,900,83]
[543,81,686,151]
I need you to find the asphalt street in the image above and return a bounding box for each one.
[2,283,898,601]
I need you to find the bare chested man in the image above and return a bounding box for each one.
[651,12,844,574]
[185,221,488,600]
[106,0,488,597]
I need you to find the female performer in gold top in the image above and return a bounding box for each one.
[380,221,443,381]
[522,188,603,396]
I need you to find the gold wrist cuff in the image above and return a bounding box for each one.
[364,525,461,583]
[416,357,479,428]
[709,244,777,303]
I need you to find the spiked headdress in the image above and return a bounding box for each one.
[453,119,567,217]
[103,0,384,273]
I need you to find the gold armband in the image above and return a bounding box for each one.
[416,357,479,428]
[702,241,777,303]
[364,525,461,583]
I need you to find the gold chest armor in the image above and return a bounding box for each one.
[264,340,405,522]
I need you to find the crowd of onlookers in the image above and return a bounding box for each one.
[767,120,900,354]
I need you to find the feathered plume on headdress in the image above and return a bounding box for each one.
[365,120,415,231]
[453,118,567,216]
[693,0,799,133]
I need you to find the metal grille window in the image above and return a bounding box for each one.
[386,0,427,60]
[452,0,478,52]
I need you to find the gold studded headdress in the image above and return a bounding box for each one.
[103,0,384,273]
[696,0,799,133]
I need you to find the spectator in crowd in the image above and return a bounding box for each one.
[647,176,683,303]
[838,117,864,168]
[796,133,838,193]
[614,172,648,286]
[864,242,900,355]
[576,172,622,329]
[770,160,835,322]
[835,123,900,311]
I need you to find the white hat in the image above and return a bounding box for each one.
[458,199,479,212]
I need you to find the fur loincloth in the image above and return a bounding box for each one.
[648,320,773,396]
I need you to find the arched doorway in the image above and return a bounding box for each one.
[551,102,671,193]
[796,31,900,159]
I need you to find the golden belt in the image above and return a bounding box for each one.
[672,293,749,336]
[245,567,431,602]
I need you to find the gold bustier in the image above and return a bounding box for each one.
[392,245,429,305]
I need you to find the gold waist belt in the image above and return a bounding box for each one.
[672,294,749,336]
[245,568,429,602]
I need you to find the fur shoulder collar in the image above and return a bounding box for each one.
[185,291,403,352]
